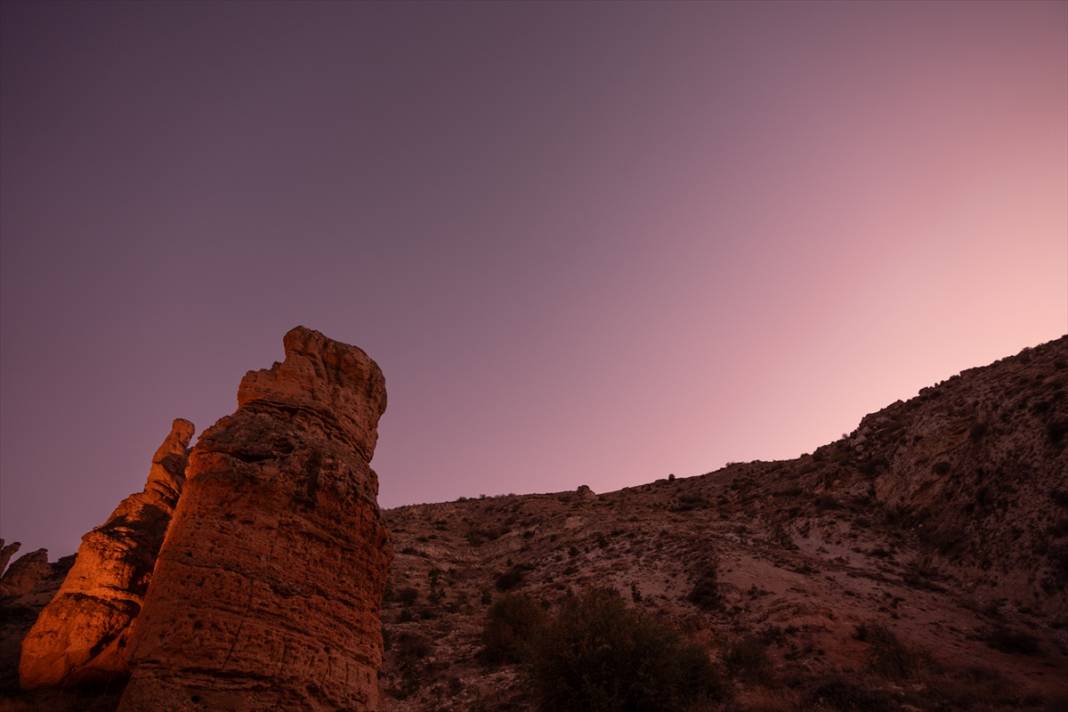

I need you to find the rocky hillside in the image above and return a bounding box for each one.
[378,336,1068,711]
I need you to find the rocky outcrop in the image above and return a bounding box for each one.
[0,550,52,599]
[0,541,20,578]
[18,419,194,689]
[117,326,391,711]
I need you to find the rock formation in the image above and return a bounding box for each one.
[0,541,20,578]
[17,419,194,689]
[0,541,20,579]
[117,326,391,711]
[0,550,51,599]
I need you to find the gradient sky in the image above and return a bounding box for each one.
[2,1,1066,558]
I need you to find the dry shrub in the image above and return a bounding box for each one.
[529,588,726,712]
[481,593,545,664]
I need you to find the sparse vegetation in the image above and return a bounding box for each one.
[390,631,434,699]
[806,677,900,712]
[670,493,709,512]
[854,623,924,679]
[528,588,726,712]
[687,562,722,611]
[481,593,546,664]
[815,495,842,511]
[495,564,531,591]
[395,586,419,606]
[723,635,771,681]
[1047,418,1068,448]
[983,626,1040,656]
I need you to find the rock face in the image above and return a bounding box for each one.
[117,326,391,711]
[0,550,51,599]
[0,556,76,697]
[17,419,194,689]
[0,541,20,578]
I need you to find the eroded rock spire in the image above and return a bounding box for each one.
[19,418,195,688]
[117,326,392,711]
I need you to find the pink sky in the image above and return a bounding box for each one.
[1,1,1066,557]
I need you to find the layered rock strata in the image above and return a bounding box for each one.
[18,419,194,688]
[117,326,391,711]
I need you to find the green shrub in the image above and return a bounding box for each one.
[482,593,546,664]
[528,588,725,712]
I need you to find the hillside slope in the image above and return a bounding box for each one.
[379,336,1068,711]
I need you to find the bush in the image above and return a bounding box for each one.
[390,632,433,699]
[495,564,531,591]
[482,594,546,664]
[983,627,1040,655]
[815,495,842,511]
[806,677,900,711]
[853,623,922,679]
[723,635,771,681]
[1047,418,1068,448]
[528,588,726,712]
[688,564,722,611]
[671,494,709,512]
[395,631,432,662]
[395,586,419,606]
[1052,489,1068,508]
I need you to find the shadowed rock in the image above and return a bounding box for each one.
[117,326,392,711]
[18,419,194,689]
[0,550,51,599]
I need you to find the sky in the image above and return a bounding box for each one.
[1,1,1066,558]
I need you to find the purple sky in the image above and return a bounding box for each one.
[2,1,1066,558]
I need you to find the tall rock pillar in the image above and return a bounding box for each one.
[118,326,391,711]
[19,418,194,688]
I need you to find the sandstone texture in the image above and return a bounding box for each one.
[117,326,391,711]
[17,419,194,689]
[0,551,52,600]
[0,555,75,697]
